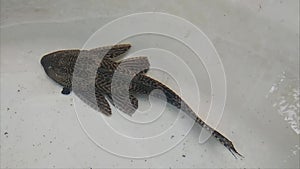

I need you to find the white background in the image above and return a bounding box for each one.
[1,0,299,168]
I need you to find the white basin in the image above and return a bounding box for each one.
[1,0,299,168]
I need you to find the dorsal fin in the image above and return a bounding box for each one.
[88,44,131,60]
[99,56,150,76]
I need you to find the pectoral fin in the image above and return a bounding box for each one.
[111,93,138,116]
[74,86,112,116]
[130,94,139,110]
[95,92,112,116]
[109,57,148,116]
[117,56,150,75]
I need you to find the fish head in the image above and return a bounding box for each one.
[41,50,79,87]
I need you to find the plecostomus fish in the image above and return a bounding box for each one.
[41,44,243,158]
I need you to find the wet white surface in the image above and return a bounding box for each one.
[1,0,299,168]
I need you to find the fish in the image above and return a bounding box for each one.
[40,44,244,159]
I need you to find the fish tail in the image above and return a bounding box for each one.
[212,130,244,159]
[134,75,210,128]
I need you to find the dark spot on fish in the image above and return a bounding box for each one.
[61,87,71,95]
[4,132,8,137]
[50,141,52,143]
[170,135,174,139]
[17,89,20,92]
[7,108,10,111]
[182,154,186,158]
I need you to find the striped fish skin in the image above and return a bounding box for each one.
[41,44,243,159]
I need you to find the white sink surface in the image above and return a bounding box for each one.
[1,0,299,168]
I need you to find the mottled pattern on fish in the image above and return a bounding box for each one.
[40,44,243,158]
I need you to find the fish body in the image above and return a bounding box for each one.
[41,44,243,158]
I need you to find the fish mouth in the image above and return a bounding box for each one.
[40,55,54,73]
[40,55,54,77]
[40,55,49,68]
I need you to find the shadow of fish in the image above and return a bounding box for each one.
[40,44,243,159]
